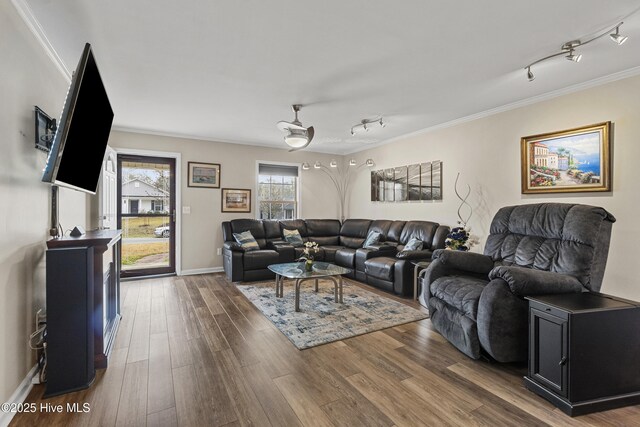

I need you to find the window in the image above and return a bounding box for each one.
[257,163,299,220]
[151,200,164,212]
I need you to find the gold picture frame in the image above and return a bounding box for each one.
[520,122,611,194]
[221,188,251,213]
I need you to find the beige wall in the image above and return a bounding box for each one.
[0,3,88,404]
[108,131,341,272]
[348,74,640,301]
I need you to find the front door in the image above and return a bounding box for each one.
[117,154,176,278]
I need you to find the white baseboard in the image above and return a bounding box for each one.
[180,267,224,276]
[0,365,38,427]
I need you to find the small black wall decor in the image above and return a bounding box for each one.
[34,106,57,152]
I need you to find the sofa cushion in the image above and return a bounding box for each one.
[243,250,279,270]
[387,221,407,243]
[335,248,357,268]
[283,229,304,247]
[399,221,438,248]
[230,219,267,248]
[340,219,372,248]
[401,237,423,252]
[364,257,396,282]
[306,219,341,246]
[430,276,488,319]
[280,219,308,237]
[363,231,382,248]
[233,231,260,251]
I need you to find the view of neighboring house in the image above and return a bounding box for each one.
[121,178,168,214]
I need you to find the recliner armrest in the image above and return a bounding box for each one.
[489,265,584,297]
[266,240,290,249]
[395,249,433,261]
[432,249,494,275]
[223,241,244,252]
[362,243,397,255]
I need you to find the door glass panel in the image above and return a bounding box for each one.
[120,160,172,272]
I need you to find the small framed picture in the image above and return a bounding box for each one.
[34,106,56,152]
[222,188,251,213]
[521,122,611,194]
[188,162,220,188]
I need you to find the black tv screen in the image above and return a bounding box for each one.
[42,43,114,194]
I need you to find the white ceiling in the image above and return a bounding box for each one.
[20,0,640,154]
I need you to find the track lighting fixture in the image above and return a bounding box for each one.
[524,21,629,81]
[566,49,582,63]
[527,66,535,82]
[350,117,385,135]
[610,26,628,45]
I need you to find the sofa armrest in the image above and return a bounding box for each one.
[488,266,585,297]
[432,249,494,275]
[266,240,290,249]
[362,243,398,255]
[395,249,433,261]
[223,241,245,252]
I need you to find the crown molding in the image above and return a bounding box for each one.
[343,65,640,155]
[11,0,71,82]
[111,126,343,155]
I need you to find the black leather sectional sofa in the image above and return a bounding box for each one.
[222,218,449,296]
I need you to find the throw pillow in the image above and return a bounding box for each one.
[402,237,423,252]
[283,228,304,247]
[233,230,260,251]
[363,231,382,248]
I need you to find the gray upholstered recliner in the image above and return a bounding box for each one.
[422,203,616,362]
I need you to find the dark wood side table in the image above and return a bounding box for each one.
[525,292,640,416]
[47,229,122,369]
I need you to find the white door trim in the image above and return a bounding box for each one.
[115,148,182,275]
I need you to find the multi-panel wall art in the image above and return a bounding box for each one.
[371,161,443,202]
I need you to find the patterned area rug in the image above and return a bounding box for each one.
[236,280,428,349]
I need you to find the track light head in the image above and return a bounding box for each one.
[527,67,535,82]
[566,49,582,62]
[610,26,628,45]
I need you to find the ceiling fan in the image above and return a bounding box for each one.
[277,104,314,152]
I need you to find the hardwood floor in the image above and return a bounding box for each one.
[11,274,640,426]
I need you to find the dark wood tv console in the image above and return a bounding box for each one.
[47,229,122,369]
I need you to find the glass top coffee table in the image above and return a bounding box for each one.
[268,262,352,312]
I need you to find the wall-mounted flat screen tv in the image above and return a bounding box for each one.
[42,43,114,194]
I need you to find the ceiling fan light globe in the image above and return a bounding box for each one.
[284,135,309,148]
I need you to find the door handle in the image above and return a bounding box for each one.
[559,357,567,366]
[172,209,176,223]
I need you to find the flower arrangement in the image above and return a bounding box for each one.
[445,227,471,251]
[298,241,319,271]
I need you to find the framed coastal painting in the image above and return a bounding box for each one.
[520,122,611,194]
[222,188,251,212]
[188,162,220,188]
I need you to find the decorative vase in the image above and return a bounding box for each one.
[305,259,313,272]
